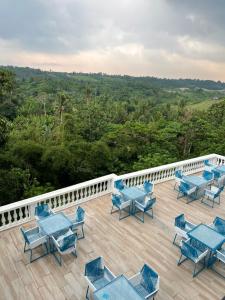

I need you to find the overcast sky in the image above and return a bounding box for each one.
[1,0,225,80]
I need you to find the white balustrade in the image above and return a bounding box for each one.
[0,153,224,231]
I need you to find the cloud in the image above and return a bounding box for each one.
[0,0,225,80]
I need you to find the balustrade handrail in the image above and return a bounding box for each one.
[0,173,115,214]
[119,153,218,180]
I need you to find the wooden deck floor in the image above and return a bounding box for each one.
[0,179,224,300]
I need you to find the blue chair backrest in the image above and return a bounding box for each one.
[143,181,153,193]
[112,194,122,206]
[85,257,104,280]
[140,264,158,294]
[175,170,182,179]
[20,227,29,244]
[179,181,190,194]
[145,198,156,211]
[59,232,76,252]
[114,179,125,191]
[190,238,207,253]
[75,206,85,223]
[175,214,185,229]
[204,160,210,166]
[214,187,224,198]
[212,170,221,179]
[181,241,199,259]
[214,217,225,235]
[35,203,50,218]
[202,170,213,181]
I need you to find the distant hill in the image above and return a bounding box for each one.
[1,65,225,91]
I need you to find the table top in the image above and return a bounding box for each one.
[94,275,143,300]
[121,186,147,201]
[188,224,225,251]
[215,165,225,173]
[182,175,207,187]
[38,212,73,236]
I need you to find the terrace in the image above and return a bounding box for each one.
[0,153,224,299]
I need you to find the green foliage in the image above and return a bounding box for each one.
[1,66,225,205]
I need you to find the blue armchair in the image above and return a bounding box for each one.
[178,239,208,277]
[111,194,131,220]
[174,170,183,190]
[128,264,160,299]
[134,197,156,223]
[84,256,116,299]
[213,247,225,278]
[67,206,85,239]
[173,214,196,246]
[204,160,216,172]
[177,181,197,203]
[201,186,224,208]
[20,226,48,262]
[35,203,53,220]
[212,170,225,188]
[52,229,77,265]
[142,181,154,196]
[114,179,126,191]
[208,217,225,236]
[202,170,214,183]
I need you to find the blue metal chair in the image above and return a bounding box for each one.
[128,264,160,299]
[201,186,224,208]
[202,170,214,183]
[174,170,183,190]
[204,160,216,172]
[35,203,53,220]
[114,179,126,191]
[20,226,48,262]
[177,239,208,277]
[111,194,131,220]
[208,217,225,236]
[173,214,196,246]
[177,181,197,202]
[52,229,77,266]
[67,206,85,239]
[84,256,116,300]
[213,171,225,188]
[142,181,154,196]
[134,197,156,223]
[212,247,225,278]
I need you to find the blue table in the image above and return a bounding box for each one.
[38,212,73,236]
[182,175,208,200]
[188,224,225,266]
[120,187,147,214]
[121,187,147,201]
[94,275,143,300]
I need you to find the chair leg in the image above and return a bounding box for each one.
[85,285,89,300]
[177,254,188,266]
[193,258,206,277]
[173,234,177,245]
[134,207,144,223]
[53,251,62,266]
[72,249,77,258]
[30,249,33,263]
[81,225,85,239]
[24,242,27,253]
[119,207,130,220]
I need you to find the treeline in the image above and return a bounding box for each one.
[2,65,225,90]
[1,67,225,205]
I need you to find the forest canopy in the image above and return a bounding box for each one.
[1,66,225,205]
